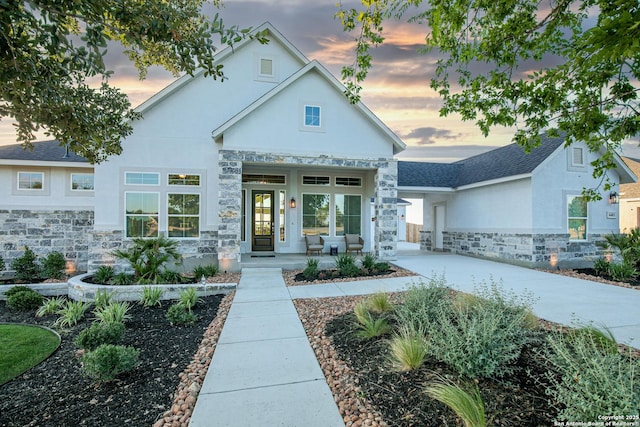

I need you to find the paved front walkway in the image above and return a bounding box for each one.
[189,268,344,427]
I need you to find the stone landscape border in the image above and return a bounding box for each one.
[0,274,236,302]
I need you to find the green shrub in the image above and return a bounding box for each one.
[608,261,638,281]
[389,325,428,371]
[361,253,377,271]
[93,266,115,284]
[393,276,451,333]
[303,258,319,280]
[373,261,391,273]
[166,303,198,325]
[335,253,358,277]
[41,251,66,280]
[54,300,90,327]
[93,289,113,309]
[546,329,640,421]
[193,264,219,279]
[593,257,611,276]
[178,288,203,313]
[7,289,44,311]
[112,236,182,284]
[140,286,163,307]
[425,379,487,427]
[355,312,391,339]
[5,285,33,297]
[11,246,41,282]
[75,321,125,351]
[93,301,131,324]
[80,344,140,382]
[600,228,640,270]
[36,296,67,317]
[426,281,537,379]
[112,272,134,286]
[566,324,618,354]
[159,270,183,284]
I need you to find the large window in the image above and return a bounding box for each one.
[18,172,43,190]
[125,192,159,237]
[302,194,330,236]
[568,196,587,240]
[71,173,94,191]
[167,193,200,238]
[125,172,159,185]
[335,195,362,236]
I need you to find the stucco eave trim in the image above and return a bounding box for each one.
[397,186,455,193]
[0,159,92,168]
[457,173,531,191]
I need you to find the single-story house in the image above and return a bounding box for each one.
[0,23,635,272]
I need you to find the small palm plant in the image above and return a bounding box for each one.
[112,236,182,284]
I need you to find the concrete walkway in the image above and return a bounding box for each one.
[190,254,640,426]
[189,268,344,427]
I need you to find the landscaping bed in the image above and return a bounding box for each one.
[284,266,416,286]
[0,295,223,427]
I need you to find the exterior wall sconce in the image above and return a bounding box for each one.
[290,197,296,208]
[609,192,619,205]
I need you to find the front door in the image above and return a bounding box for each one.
[252,190,274,251]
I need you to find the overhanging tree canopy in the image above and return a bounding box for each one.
[1,0,267,163]
[338,0,640,198]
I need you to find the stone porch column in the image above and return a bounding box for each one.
[218,151,242,272]
[374,161,398,260]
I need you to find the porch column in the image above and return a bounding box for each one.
[374,161,398,260]
[218,150,242,272]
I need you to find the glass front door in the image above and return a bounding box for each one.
[252,190,274,251]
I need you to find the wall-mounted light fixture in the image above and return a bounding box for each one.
[290,197,296,208]
[609,192,619,205]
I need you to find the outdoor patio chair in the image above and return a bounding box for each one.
[344,234,364,255]
[305,235,324,256]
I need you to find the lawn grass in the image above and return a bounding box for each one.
[0,324,60,385]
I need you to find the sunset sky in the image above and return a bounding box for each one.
[2,0,639,161]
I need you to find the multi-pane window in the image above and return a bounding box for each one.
[302,176,330,185]
[335,195,362,236]
[335,177,362,187]
[125,172,159,185]
[168,174,200,186]
[568,196,587,240]
[125,192,159,237]
[302,194,330,236]
[304,105,321,127]
[71,173,94,191]
[167,194,200,238]
[18,172,43,190]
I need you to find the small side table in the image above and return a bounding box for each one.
[329,244,338,256]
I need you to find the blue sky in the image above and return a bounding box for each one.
[1,0,639,161]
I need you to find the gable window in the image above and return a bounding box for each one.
[71,173,94,191]
[568,196,587,240]
[125,192,159,237]
[18,172,43,190]
[335,195,362,236]
[302,194,330,236]
[259,58,273,76]
[571,147,585,167]
[125,172,159,185]
[168,174,200,186]
[304,105,321,127]
[167,193,200,238]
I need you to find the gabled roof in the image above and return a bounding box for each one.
[399,135,564,189]
[134,22,309,114]
[211,60,406,154]
[0,140,89,165]
[621,157,640,198]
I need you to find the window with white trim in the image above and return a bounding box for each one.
[304,105,321,127]
[167,193,200,238]
[168,174,200,186]
[302,194,330,236]
[571,147,585,167]
[125,172,159,185]
[335,177,362,187]
[71,173,94,191]
[259,58,273,76]
[568,195,588,240]
[18,172,43,190]
[335,194,361,236]
[302,176,330,185]
[125,192,159,237]
[279,190,286,242]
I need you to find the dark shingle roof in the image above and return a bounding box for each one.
[398,134,564,188]
[0,140,89,163]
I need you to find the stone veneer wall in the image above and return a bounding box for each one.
[419,230,433,251]
[0,209,94,273]
[87,230,218,273]
[439,231,608,268]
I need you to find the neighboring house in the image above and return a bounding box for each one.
[0,23,635,273]
[397,134,636,268]
[620,157,640,232]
